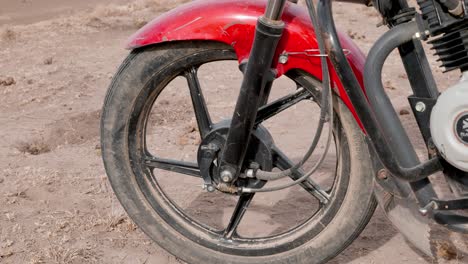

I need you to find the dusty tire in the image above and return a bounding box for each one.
[101,41,377,264]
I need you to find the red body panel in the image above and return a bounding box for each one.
[126,0,365,129]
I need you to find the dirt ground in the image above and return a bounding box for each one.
[0,0,466,263]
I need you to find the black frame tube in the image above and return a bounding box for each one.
[388,0,441,205]
[364,21,441,179]
[316,0,442,182]
[317,0,468,231]
[363,21,442,204]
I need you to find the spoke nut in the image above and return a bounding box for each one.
[415,102,426,112]
[221,170,233,183]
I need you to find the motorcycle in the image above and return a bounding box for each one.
[100,0,468,262]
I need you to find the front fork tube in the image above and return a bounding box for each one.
[218,1,286,182]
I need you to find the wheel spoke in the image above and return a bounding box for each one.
[255,87,311,126]
[223,193,255,239]
[272,147,330,204]
[184,67,212,138]
[143,156,201,178]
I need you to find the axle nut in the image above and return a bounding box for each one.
[221,170,233,182]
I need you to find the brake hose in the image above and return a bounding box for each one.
[241,0,333,193]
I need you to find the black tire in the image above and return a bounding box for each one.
[101,41,377,264]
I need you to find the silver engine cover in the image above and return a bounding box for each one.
[430,72,468,172]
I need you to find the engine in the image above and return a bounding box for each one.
[430,72,468,172]
[412,0,468,171]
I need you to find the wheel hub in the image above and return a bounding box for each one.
[197,120,274,193]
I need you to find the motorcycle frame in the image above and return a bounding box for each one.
[218,0,443,191]
[317,0,467,232]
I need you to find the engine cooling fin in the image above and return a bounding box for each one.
[417,0,442,30]
[429,22,468,73]
[416,0,468,73]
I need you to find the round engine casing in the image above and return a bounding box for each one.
[430,72,468,172]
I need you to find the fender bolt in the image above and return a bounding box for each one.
[279,54,288,64]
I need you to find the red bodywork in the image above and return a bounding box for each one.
[127,0,366,128]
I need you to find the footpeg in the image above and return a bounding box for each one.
[419,198,468,216]
[419,201,437,216]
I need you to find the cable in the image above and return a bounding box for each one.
[241,0,333,193]
[241,115,332,193]
[253,0,331,181]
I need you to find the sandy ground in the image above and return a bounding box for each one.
[0,0,130,25]
[0,0,466,263]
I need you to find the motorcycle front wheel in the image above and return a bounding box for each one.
[101,41,377,264]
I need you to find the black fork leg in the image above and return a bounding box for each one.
[218,0,287,182]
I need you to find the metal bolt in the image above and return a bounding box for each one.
[245,169,255,178]
[221,170,233,183]
[205,185,215,192]
[279,54,288,64]
[427,140,437,157]
[415,101,426,112]
[419,207,429,216]
[414,32,421,39]
[377,169,388,180]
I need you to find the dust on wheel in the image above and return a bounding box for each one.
[101,41,376,264]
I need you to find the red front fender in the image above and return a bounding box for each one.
[127,0,365,129]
